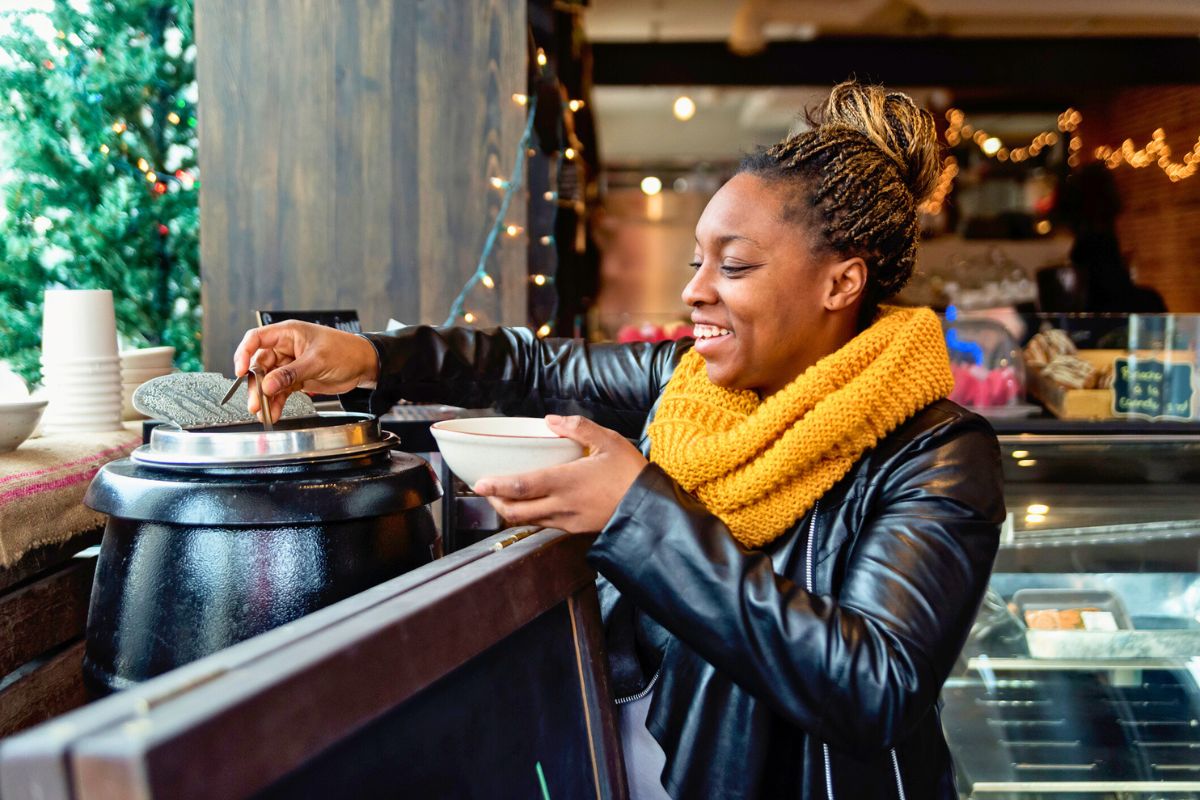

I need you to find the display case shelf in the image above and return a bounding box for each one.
[945,433,1200,798]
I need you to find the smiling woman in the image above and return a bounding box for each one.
[233,80,1005,799]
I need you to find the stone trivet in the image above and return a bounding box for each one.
[132,372,318,429]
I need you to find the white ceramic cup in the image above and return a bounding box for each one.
[41,289,119,361]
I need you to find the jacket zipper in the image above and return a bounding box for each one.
[807,501,907,800]
[805,504,836,800]
[890,748,907,800]
[614,666,662,706]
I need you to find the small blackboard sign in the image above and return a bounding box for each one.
[1112,357,1196,421]
[255,309,362,333]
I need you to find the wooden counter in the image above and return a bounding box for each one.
[0,528,627,800]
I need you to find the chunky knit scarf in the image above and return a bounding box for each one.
[648,306,953,548]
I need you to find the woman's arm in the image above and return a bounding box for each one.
[585,410,1003,756]
[345,326,682,437]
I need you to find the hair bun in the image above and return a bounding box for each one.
[819,80,941,205]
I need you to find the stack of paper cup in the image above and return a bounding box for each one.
[39,289,125,434]
[120,346,176,420]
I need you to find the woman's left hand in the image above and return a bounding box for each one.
[473,415,649,533]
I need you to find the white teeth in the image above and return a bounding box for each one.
[694,324,732,339]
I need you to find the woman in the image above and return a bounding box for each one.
[235,81,1004,799]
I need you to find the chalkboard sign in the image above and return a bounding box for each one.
[256,309,362,333]
[1112,357,1195,422]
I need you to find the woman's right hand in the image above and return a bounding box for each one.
[232,320,379,422]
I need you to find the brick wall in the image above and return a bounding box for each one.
[1078,86,1200,311]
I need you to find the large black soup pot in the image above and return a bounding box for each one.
[82,415,441,695]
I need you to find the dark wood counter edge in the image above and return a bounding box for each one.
[0,557,96,685]
[569,585,628,800]
[63,529,606,800]
[0,531,102,595]
[0,529,520,800]
[0,642,88,742]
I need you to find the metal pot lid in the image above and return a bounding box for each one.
[131,412,395,467]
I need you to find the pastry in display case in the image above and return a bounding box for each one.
[943,433,1200,798]
[1021,314,1199,422]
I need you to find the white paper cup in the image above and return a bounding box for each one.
[41,289,119,361]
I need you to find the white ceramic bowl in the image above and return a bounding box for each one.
[119,346,175,369]
[0,399,48,452]
[430,416,585,489]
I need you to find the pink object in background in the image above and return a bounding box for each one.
[615,322,693,343]
[950,363,1020,408]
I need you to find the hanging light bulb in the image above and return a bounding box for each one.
[532,274,547,286]
[673,95,696,121]
[536,324,552,338]
[640,176,663,196]
[463,312,476,324]
[481,273,495,289]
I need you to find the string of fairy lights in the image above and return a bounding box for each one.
[43,25,200,207]
[444,46,586,337]
[921,105,1200,217]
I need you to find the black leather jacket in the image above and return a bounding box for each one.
[348,325,1005,800]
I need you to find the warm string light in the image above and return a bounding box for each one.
[918,155,959,216]
[1094,128,1200,181]
[944,108,1059,163]
[443,93,539,326]
[444,50,567,333]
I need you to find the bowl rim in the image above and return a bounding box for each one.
[0,398,49,411]
[430,416,569,440]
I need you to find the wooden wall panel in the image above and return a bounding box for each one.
[196,0,526,371]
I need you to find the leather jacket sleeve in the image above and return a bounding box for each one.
[341,326,680,438]
[586,411,1003,756]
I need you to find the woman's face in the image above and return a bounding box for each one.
[684,172,859,397]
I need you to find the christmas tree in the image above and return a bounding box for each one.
[0,0,200,387]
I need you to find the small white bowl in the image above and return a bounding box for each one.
[119,346,175,369]
[0,399,49,452]
[430,416,584,489]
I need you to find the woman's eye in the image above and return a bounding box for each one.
[720,264,750,276]
[688,261,702,270]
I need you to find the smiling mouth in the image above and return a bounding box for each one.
[693,323,732,339]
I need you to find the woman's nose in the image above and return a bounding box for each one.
[681,263,717,307]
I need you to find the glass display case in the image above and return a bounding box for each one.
[944,432,1200,798]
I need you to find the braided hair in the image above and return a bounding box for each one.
[740,81,941,327]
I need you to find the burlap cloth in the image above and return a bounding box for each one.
[0,422,142,568]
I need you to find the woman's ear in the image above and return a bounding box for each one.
[825,257,868,311]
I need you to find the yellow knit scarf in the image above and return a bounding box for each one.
[648,306,953,548]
